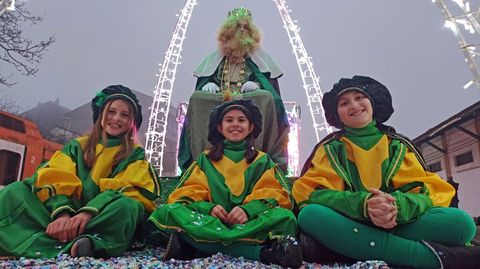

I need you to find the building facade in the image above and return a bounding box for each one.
[413,101,480,217]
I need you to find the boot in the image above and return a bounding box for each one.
[162,233,195,260]
[260,235,303,268]
[299,231,354,264]
[424,240,480,269]
[73,237,95,257]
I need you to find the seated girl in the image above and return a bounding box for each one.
[0,85,160,258]
[293,75,480,269]
[149,99,302,268]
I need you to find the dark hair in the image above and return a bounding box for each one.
[206,99,262,163]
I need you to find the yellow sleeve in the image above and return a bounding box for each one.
[292,146,345,204]
[98,160,160,212]
[34,151,82,203]
[244,166,292,209]
[391,149,455,207]
[167,165,211,204]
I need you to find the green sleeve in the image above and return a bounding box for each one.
[390,191,433,224]
[240,199,279,219]
[304,189,372,221]
[79,190,123,216]
[44,195,76,219]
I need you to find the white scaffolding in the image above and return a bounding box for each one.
[146,0,331,175]
[273,0,333,141]
[144,0,197,175]
[434,0,480,89]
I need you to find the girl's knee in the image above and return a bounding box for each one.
[298,204,333,232]
[430,207,476,244]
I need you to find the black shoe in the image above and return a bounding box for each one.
[260,235,303,268]
[424,240,480,269]
[299,231,354,264]
[162,233,195,260]
[74,237,95,257]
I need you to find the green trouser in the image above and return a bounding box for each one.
[298,204,476,268]
[0,181,143,258]
[180,234,262,260]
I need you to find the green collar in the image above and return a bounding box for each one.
[99,137,122,147]
[344,121,383,151]
[223,140,246,163]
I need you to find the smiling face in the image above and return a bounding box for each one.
[217,109,254,142]
[337,90,373,129]
[101,99,133,137]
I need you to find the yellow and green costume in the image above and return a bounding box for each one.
[293,121,476,268]
[149,140,296,260]
[0,136,160,258]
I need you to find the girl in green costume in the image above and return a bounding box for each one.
[293,76,480,269]
[149,99,302,268]
[0,85,160,259]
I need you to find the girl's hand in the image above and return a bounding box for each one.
[367,189,398,229]
[226,206,248,225]
[64,212,93,240]
[210,204,228,223]
[46,212,71,242]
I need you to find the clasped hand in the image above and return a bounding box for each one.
[367,188,398,229]
[210,205,248,225]
[46,211,93,242]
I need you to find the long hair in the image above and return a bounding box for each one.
[207,113,258,163]
[217,18,261,64]
[83,100,137,168]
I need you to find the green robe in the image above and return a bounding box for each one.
[150,140,297,245]
[0,136,160,258]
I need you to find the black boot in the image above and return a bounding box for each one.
[299,231,354,264]
[260,235,303,268]
[162,233,195,260]
[424,240,480,269]
[74,237,95,257]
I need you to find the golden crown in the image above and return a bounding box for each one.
[228,7,252,20]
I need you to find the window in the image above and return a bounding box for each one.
[428,161,442,172]
[0,150,21,186]
[454,151,474,166]
[0,114,26,133]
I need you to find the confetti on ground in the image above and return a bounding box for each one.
[0,247,390,269]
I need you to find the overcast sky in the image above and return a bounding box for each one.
[2,0,480,166]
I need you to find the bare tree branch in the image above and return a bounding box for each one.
[0,2,54,87]
[0,94,23,114]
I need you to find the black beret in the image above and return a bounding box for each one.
[207,99,262,144]
[322,75,393,129]
[91,85,143,129]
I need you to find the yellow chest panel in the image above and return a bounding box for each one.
[342,136,389,190]
[90,144,120,183]
[211,156,250,196]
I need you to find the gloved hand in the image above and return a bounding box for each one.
[201,82,220,93]
[240,81,260,93]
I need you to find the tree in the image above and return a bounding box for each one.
[0,2,54,87]
[0,94,23,114]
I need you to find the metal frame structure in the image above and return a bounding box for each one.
[434,0,480,89]
[273,0,333,140]
[146,0,331,175]
[0,0,15,15]
[284,101,301,176]
[145,0,197,175]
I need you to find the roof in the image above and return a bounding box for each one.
[413,100,480,144]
